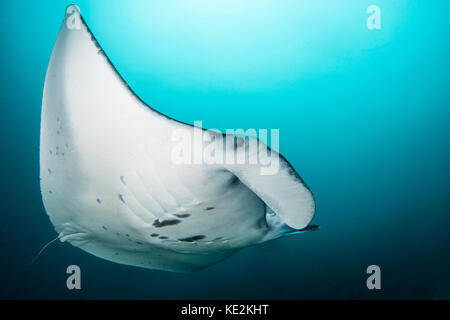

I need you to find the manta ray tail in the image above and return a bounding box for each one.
[29,235,61,266]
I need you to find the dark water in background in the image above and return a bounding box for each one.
[0,0,449,299]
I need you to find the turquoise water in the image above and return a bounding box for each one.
[0,0,449,299]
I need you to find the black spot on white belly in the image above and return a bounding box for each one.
[205,207,215,211]
[229,176,239,186]
[159,236,168,239]
[179,235,206,242]
[153,219,181,228]
[174,213,190,218]
[150,233,159,237]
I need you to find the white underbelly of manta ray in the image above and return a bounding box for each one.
[39,5,316,272]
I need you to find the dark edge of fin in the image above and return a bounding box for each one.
[280,224,319,237]
[74,8,190,127]
[300,224,319,232]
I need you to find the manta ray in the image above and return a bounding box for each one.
[39,5,316,272]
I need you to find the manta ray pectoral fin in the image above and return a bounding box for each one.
[223,144,315,230]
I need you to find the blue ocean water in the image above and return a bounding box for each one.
[0,0,449,299]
